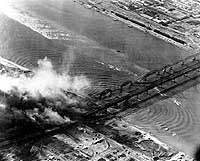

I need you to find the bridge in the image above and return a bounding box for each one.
[1,53,200,148]
[83,52,200,123]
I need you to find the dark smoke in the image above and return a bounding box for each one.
[0,57,90,126]
[194,145,200,161]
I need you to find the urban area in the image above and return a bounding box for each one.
[76,0,200,50]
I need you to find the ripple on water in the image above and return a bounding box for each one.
[126,96,199,140]
[0,10,141,97]
[0,13,67,69]
[68,54,136,95]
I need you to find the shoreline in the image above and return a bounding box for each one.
[0,1,195,160]
[0,56,30,72]
[0,54,194,160]
[0,2,95,45]
[74,0,199,52]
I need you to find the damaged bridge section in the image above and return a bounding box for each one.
[85,53,200,123]
[0,54,197,161]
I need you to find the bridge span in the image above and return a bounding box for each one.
[0,53,200,147]
[1,53,200,122]
[84,53,200,123]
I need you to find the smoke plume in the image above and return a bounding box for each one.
[0,57,90,125]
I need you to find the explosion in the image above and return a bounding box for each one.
[0,57,90,125]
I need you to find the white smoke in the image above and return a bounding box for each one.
[0,57,90,124]
[0,57,90,98]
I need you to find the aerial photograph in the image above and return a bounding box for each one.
[0,0,200,160]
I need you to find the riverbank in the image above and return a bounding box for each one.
[0,0,197,158]
[75,0,200,51]
[8,0,189,71]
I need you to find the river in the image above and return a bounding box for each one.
[0,0,199,157]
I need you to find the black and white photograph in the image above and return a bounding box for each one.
[0,0,199,160]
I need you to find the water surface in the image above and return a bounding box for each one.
[0,0,199,156]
